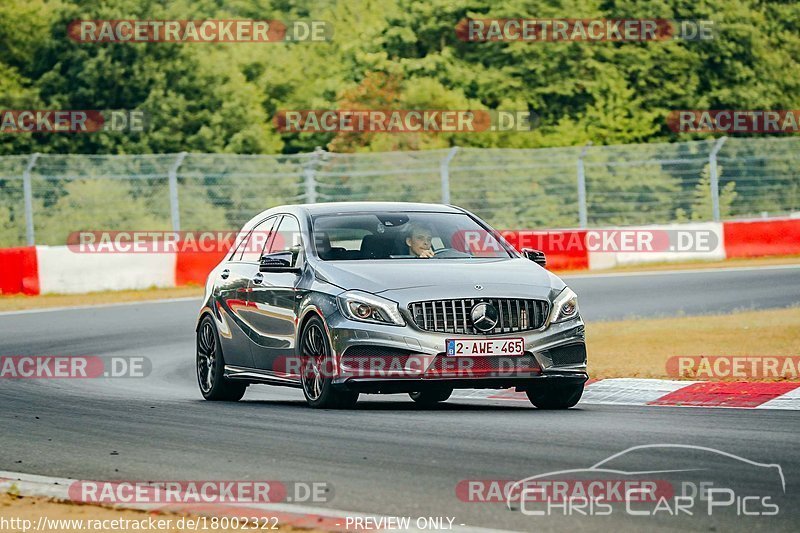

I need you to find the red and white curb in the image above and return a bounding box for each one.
[0,471,506,533]
[453,378,800,409]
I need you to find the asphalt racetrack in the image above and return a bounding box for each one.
[1,265,799,531]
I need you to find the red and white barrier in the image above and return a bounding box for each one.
[723,218,800,258]
[0,243,231,296]
[1,217,798,295]
[587,222,726,270]
[0,246,39,295]
[174,246,230,287]
[36,246,176,294]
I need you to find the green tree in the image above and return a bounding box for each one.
[689,164,737,221]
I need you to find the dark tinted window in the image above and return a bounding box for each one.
[312,212,512,260]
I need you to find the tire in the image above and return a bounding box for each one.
[300,316,359,409]
[409,388,453,406]
[196,315,247,401]
[526,383,584,410]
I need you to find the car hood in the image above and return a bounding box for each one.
[313,257,564,296]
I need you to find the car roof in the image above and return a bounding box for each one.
[243,202,467,231]
[298,202,464,215]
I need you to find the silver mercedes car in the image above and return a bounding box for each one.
[196,202,587,409]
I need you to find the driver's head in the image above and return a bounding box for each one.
[405,223,433,257]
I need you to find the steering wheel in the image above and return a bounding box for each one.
[432,248,470,258]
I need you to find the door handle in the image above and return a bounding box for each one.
[253,273,263,284]
[220,269,230,279]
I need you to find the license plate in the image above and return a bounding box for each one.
[446,338,525,356]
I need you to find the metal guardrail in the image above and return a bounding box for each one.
[0,137,798,247]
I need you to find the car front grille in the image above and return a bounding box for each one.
[408,298,549,335]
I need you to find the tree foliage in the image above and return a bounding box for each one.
[0,0,798,244]
[1,0,797,155]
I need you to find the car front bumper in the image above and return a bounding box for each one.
[326,311,587,390]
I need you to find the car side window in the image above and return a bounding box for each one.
[266,215,302,255]
[239,217,278,263]
[228,226,259,262]
[227,231,248,262]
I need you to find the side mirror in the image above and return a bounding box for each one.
[259,251,301,273]
[521,248,547,268]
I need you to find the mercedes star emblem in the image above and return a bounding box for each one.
[471,302,499,332]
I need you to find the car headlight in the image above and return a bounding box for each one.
[550,287,579,324]
[337,291,406,326]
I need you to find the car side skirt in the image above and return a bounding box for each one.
[224,365,302,389]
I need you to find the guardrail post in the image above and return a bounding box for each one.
[23,153,40,246]
[577,142,592,228]
[709,136,727,222]
[304,146,324,204]
[168,152,187,232]
[440,146,459,204]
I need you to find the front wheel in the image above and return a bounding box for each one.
[197,316,247,401]
[526,383,583,410]
[409,388,453,406]
[300,316,359,409]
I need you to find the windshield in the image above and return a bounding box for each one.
[312,211,514,260]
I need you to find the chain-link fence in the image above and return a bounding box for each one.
[1,137,798,247]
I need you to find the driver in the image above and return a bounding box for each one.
[405,223,435,258]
